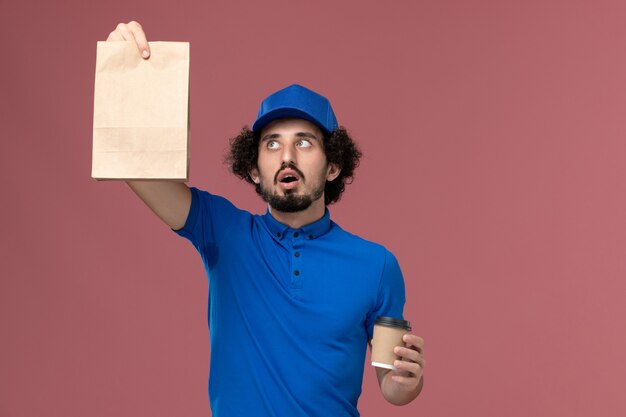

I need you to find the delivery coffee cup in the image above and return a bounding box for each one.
[371,316,411,370]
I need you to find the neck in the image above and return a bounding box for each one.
[269,197,326,229]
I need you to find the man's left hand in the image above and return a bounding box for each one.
[390,333,425,392]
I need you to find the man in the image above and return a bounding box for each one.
[107,21,425,417]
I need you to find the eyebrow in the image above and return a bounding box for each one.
[296,132,319,140]
[261,131,320,142]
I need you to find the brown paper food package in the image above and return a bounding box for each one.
[92,41,190,180]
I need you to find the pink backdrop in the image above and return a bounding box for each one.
[2,1,625,416]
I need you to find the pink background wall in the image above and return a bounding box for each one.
[2,1,625,416]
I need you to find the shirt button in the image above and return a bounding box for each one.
[294,232,299,237]
[276,232,281,237]
[294,270,300,276]
[308,234,313,240]
[294,252,300,257]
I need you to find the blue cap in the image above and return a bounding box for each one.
[252,84,338,134]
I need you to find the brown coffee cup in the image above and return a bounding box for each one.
[371,316,411,370]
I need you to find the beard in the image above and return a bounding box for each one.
[258,164,326,212]
[263,193,314,212]
[260,186,324,212]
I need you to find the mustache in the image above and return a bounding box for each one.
[274,162,305,184]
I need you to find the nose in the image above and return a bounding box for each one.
[280,143,296,165]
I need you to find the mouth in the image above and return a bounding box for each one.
[276,169,302,190]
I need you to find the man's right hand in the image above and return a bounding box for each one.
[106,21,151,59]
[104,21,192,231]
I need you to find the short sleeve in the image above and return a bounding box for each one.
[365,250,407,340]
[172,187,245,266]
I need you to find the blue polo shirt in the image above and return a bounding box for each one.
[174,187,406,417]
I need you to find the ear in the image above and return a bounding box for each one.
[249,167,260,184]
[326,163,341,182]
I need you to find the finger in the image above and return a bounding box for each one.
[113,22,136,41]
[394,359,424,375]
[105,22,149,60]
[394,346,421,362]
[106,31,123,41]
[107,22,133,41]
[391,374,420,387]
[127,20,150,58]
[403,334,424,352]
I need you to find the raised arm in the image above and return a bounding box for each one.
[106,21,192,231]
[126,181,191,231]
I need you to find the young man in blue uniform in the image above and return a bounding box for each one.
[108,20,425,417]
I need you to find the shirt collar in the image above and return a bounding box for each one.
[262,208,332,241]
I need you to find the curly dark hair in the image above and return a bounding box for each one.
[225,126,362,205]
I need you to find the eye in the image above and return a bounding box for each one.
[266,140,280,150]
[297,139,312,148]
